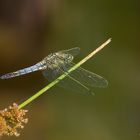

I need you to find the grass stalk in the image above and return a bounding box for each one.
[18,38,111,109]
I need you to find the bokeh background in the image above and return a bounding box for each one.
[0,0,140,140]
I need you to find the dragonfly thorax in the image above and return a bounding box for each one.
[42,52,73,70]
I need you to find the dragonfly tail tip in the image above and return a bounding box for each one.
[0,75,7,80]
[0,76,4,80]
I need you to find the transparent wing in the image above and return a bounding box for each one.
[42,62,108,94]
[56,75,94,95]
[42,68,94,95]
[66,63,108,88]
[58,47,80,57]
[52,53,108,88]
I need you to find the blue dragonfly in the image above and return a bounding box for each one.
[0,48,108,94]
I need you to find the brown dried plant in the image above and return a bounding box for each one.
[0,103,28,137]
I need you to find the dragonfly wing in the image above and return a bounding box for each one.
[57,76,94,95]
[42,69,94,95]
[58,47,80,57]
[43,62,108,88]
[66,63,108,88]
[51,50,108,88]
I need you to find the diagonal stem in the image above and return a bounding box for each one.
[18,38,111,109]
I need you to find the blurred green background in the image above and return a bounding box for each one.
[0,0,140,140]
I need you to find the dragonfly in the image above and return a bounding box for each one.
[0,47,108,94]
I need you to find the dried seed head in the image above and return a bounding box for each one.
[0,103,28,137]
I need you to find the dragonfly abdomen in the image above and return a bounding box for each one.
[0,62,43,79]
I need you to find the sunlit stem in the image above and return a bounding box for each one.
[18,38,111,109]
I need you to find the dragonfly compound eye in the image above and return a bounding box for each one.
[65,54,73,63]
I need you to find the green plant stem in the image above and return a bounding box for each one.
[18,38,111,109]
